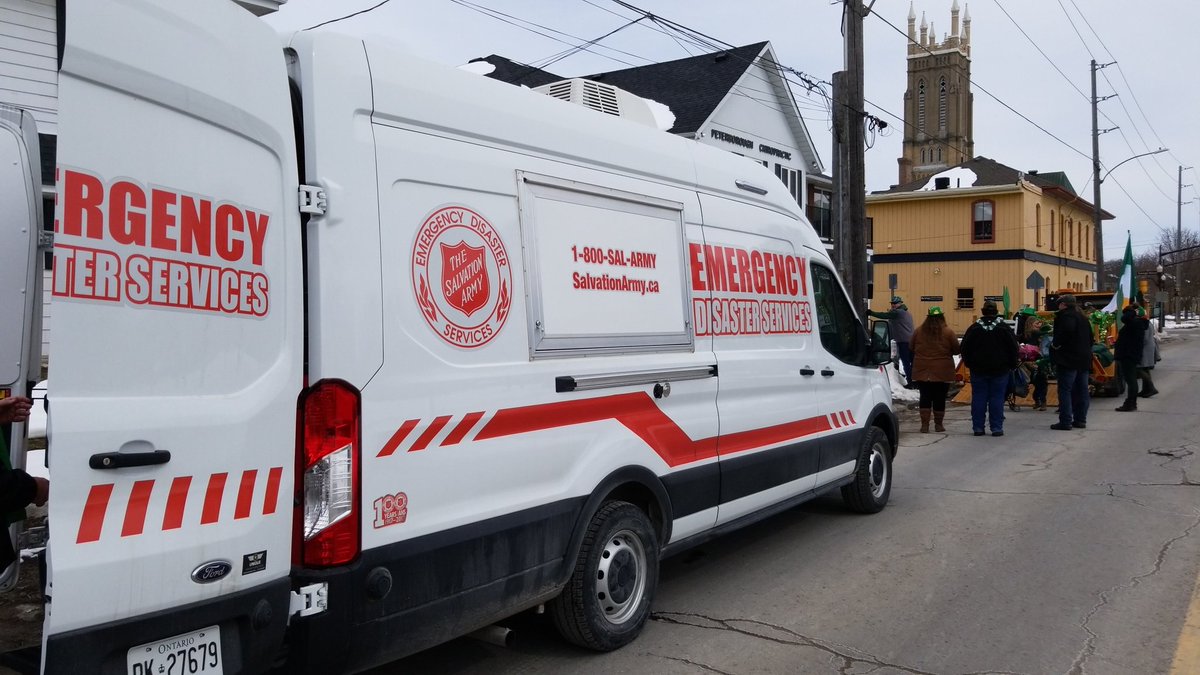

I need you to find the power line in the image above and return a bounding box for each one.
[301,0,393,31]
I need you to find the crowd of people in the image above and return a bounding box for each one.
[874,292,1164,437]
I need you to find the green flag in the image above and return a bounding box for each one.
[1101,232,1134,327]
[1002,286,1010,318]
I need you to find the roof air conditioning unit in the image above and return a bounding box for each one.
[532,79,658,128]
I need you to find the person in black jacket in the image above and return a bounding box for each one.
[960,300,1019,436]
[1113,305,1148,411]
[0,396,48,569]
[1049,294,1094,430]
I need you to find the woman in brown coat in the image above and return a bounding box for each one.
[908,306,960,433]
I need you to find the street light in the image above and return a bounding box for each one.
[1093,147,1169,284]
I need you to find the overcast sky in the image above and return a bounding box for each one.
[265,0,1200,261]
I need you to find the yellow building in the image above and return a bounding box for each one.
[867,157,1113,334]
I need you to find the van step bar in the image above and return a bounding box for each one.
[0,644,40,675]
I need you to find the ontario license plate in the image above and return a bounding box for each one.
[127,626,223,675]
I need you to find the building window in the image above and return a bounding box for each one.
[972,200,994,243]
[921,149,926,163]
[774,164,802,207]
[1084,225,1090,260]
[1068,219,1074,255]
[1085,274,1090,289]
[937,146,942,162]
[938,77,947,130]
[1036,204,1042,246]
[918,80,926,132]
[1049,210,1056,250]
[807,189,832,241]
[956,288,974,310]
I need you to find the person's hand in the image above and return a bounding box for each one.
[0,397,33,424]
[31,478,48,508]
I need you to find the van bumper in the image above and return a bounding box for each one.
[44,577,290,675]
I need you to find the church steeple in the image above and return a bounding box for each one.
[897,3,976,185]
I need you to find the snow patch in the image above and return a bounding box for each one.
[458,60,497,76]
[917,167,978,190]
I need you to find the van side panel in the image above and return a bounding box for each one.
[282,38,729,669]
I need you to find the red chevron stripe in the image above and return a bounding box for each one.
[477,392,833,467]
[234,470,258,520]
[201,473,228,525]
[77,484,114,544]
[442,412,485,447]
[848,411,857,425]
[378,419,421,457]
[162,476,191,531]
[120,480,155,537]
[263,467,283,515]
[410,416,453,452]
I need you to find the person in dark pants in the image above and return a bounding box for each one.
[1049,294,1094,430]
[0,396,49,570]
[868,296,915,387]
[908,306,959,433]
[1114,305,1147,411]
[960,300,1019,436]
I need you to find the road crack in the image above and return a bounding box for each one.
[646,652,732,674]
[1067,511,1200,675]
[650,611,937,675]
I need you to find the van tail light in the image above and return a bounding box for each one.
[296,380,360,568]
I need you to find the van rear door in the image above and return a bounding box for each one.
[47,0,302,672]
[0,105,44,590]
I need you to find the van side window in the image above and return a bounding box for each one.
[811,263,860,364]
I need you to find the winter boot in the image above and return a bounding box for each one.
[919,408,931,433]
[933,410,946,433]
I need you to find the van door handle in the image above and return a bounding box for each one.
[821,369,835,377]
[89,450,171,470]
[799,368,815,376]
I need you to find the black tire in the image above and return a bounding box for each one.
[549,501,659,651]
[841,427,893,514]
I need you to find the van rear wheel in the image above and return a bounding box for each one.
[841,427,892,513]
[549,501,659,651]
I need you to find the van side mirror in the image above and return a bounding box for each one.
[868,319,893,366]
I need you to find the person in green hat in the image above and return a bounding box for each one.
[868,296,915,388]
[908,306,959,433]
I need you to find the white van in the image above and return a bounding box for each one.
[5,1,898,672]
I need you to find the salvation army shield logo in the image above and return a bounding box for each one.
[412,206,512,348]
[440,241,489,317]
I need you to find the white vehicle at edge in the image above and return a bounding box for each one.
[0,1,898,673]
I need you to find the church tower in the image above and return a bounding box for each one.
[898,1,974,185]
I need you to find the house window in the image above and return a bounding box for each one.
[918,79,926,132]
[1050,210,1056,250]
[972,200,994,243]
[774,164,802,207]
[938,77,947,130]
[1068,219,1074,255]
[1036,204,1042,246]
[806,189,833,240]
[956,288,974,310]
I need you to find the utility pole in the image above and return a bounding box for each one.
[831,71,848,281]
[842,0,868,313]
[1178,165,1193,319]
[1090,59,1115,288]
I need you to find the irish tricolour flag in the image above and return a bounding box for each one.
[1101,232,1133,322]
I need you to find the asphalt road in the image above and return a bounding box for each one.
[372,331,1200,675]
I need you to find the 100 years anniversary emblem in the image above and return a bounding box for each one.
[412,206,512,348]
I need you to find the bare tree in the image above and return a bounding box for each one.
[1156,228,1200,318]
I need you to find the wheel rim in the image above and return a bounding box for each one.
[868,441,889,499]
[593,528,648,625]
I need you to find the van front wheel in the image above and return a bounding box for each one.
[549,501,659,651]
[841,427,892,513]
